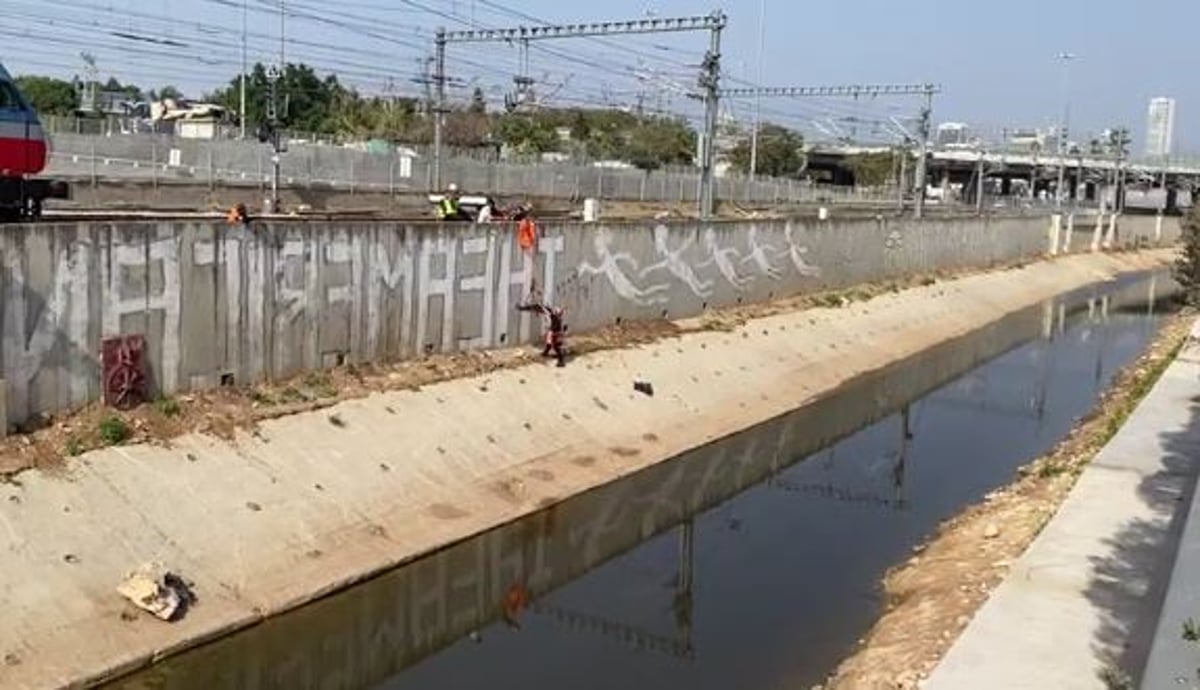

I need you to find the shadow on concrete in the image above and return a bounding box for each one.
[1083,385,1200,685]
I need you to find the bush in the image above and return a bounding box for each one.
[98,416,131,446]
[154,397,181,417]
[1172,206,1200,305]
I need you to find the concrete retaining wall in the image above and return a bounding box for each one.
[0,212,1177,426]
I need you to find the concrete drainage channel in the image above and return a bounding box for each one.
[100,271,1176,690]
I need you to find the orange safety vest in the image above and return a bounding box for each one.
[517,218,537,252]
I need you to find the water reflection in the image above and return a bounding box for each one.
[107,273,1175,690]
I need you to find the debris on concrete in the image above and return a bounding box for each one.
[633,378,655,397]
[116,562,194,622]
[982,523,1000,539]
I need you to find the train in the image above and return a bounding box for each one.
[0,61,68,221]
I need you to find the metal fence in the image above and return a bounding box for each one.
[44,130,896,205]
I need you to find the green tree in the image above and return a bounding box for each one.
[148,85,184,102]
[209,63,348,133]
[730,124,805,178]
[495,114,559,155]
[1173,205,1200,305]
[848,151,899,187]
[13,75,78,116]
[102,77,143,101]
[626,117,696,170]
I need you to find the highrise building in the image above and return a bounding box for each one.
[1146,97,1176,158]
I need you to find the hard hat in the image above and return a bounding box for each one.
[447,183,459,192]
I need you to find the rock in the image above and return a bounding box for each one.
[893,670,918,689]
[116,562,193,622]
[983,523,1001,539]
[956,615,970,627]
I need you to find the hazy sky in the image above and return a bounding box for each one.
[2,0,1194,153]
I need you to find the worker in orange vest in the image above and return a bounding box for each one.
[513,203,537,253]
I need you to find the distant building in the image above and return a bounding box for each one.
[1146,97,1176,158]
[936,122,970,148]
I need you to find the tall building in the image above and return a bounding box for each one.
[1146,97,1176,158]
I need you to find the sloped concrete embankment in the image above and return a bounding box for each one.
[104,265,1178,689]
[0,249,1173,689]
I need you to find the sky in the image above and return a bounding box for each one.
[1,0,1195,155]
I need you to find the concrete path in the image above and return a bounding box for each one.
[925,318,1200,689]
[0,251,1172,689]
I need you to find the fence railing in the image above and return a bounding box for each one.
[44,131,899,206]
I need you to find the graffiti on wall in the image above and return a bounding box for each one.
[577,223,821,301]
[0,220,835,424]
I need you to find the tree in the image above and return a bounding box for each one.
[148,85,184,102]
[209,63,349,133]
[495,114,558,155]
[13,75,78,116]
[626,117,696,171]
[1173,205,1200,305]
[848,152,899,187]
[730,124,805,178]
[102,77,143,101]
[469,87,487,115]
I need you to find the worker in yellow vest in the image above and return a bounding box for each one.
[437,183,463,220]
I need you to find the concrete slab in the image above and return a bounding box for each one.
[0,251,1174,689]
[925,317,1200,690]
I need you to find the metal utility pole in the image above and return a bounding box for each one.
[240,0,248,139]
[433,13,726,216]
[698,19,724,218]
[261,65,286,213]
[433,29,447,191]
[1055,52,1077,207]
[913,87,933,219]
[749,0,766,183]
[279,0,286,67]
[975,148,986,214]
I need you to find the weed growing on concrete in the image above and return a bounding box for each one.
[1099,664,1133,690]
[1036,462,1065,479]
[279,386,305,404]
[98,416,130,446]
[1182,617,1200,642]
[249,389,276,406]
[64,436,84,457]
[303,372,337,399]
[154,397,181,417]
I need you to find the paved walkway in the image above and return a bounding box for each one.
[926,319,1200,689]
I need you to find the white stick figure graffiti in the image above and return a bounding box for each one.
[782,225,822,278]
[741,225,783,280]
[576,228,670,306]
[699,227,752,289]
[639,224,714,299]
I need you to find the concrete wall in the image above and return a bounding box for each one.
[0,212,1176,426]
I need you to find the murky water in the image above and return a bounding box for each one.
[110,273,1175,690]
